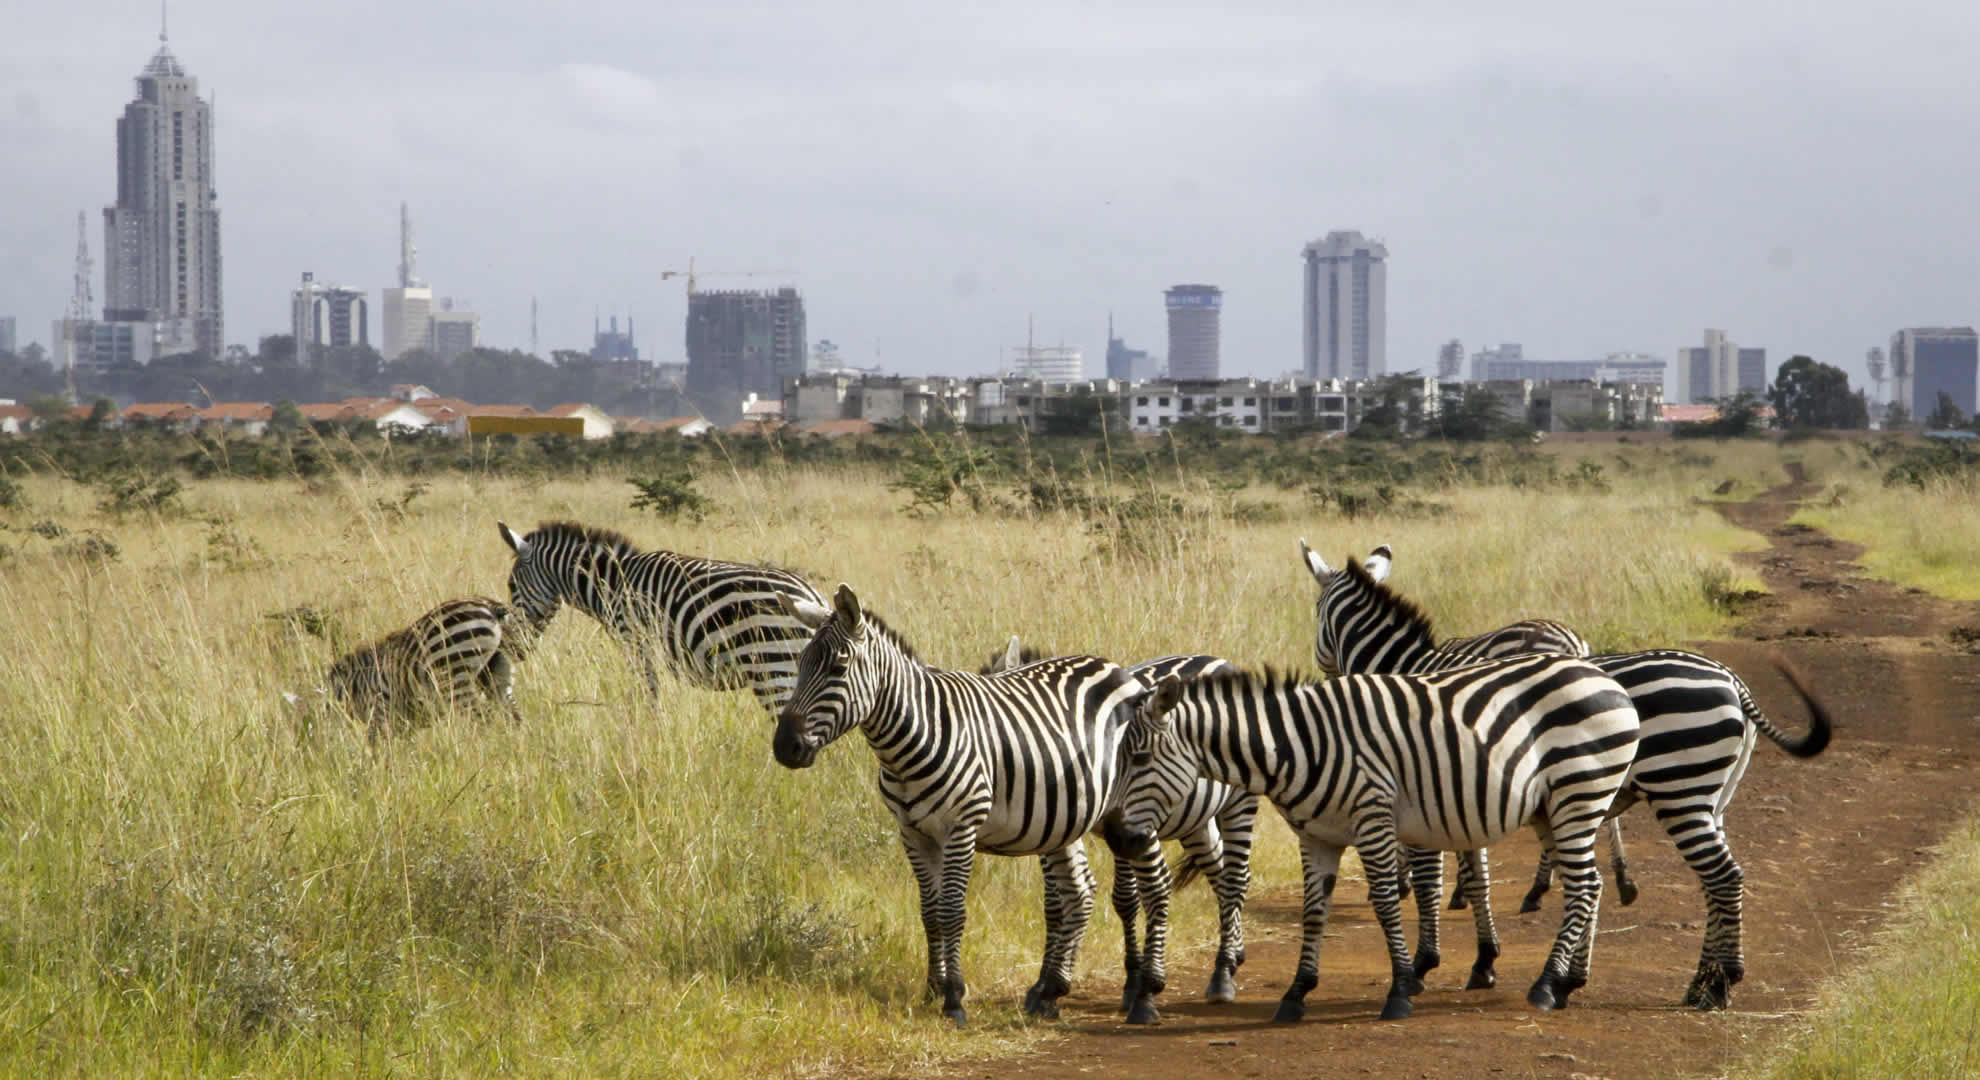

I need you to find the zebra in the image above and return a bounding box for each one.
[1299,540,1641,911]
[496,520,825,711]
[1114,656,1641,1022]
[1302,541,1834,1009]
[774,585,1165,1027]
[296,596,528,739]
[981,637,1259,1009]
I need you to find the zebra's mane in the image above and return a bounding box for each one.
[977,643,1057,675]
[854,607,921,664]
[1339,553,1440,645]
[531,519,643,558]
[1165,664,1321,700]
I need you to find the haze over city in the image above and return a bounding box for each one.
[3,0,1976,387]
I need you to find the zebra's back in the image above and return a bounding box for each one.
[329,596,519,735]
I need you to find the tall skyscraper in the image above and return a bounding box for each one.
[1889,327,1979,422]
[1164,284,1221,380]
[1104,314,1157,381]
[103,24,223,358]
[1302,230,1387,380]
[1437,339,1464,380]
[0,317,16,356]
[381,202,434,361]
[1675,330,1767,404]
[292,273,369,363]
[684,287,807,421]
[429,304,480,363]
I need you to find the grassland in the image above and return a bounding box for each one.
[1790,439,1980,602]
[0,437,1793,1076]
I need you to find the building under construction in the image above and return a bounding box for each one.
[684,287,806,422]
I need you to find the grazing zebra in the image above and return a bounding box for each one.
[1115,657,1640,1021]
[982,638,1259,1009]
[1303,541,1834,1009]
[305,596,527,739]
[1300,540,1641,911]
[774,585,1164,1027]
[496,520,825,711]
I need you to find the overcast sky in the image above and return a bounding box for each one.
[3,1,1975,390]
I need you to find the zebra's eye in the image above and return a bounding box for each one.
[1129,751,1152,767]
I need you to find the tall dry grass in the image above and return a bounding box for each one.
[0,446,1767,1076]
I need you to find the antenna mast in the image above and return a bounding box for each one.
[397,201,419,288]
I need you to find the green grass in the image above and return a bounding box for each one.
[1789,472,1980,603]
[1734,816,1980,1080]
[0,448,1773,1076]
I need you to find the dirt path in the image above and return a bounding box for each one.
[954,468,1980,1080]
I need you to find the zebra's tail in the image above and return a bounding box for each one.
[1743,656,1834,758]
[1169,847,1221,893]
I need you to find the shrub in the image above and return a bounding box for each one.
[629,468,713,521]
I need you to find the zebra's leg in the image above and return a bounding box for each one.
[1456,848,1500,990]
[1105,844,1142,1013]
[1275,832,1345,1024]
[933,829,977,1027]
[898,827,950,1011]
[1026,844,1096,1020]
[479,653,522,724]
[1207,796,1260,1003]
[1353,811,1424,1021]
[1026,859,1066,1015]
[1526,816,1602,1011]
[1666,812,1745,1010]
[1521,843,1556,914]
[1448,845,1471,910]
[1607,816,1638,906]
[1116,829,1173,1025]
[1405,845,1444,978]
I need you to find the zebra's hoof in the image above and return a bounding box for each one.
[945,1006,968,1029]
[1465,965,1497,991]
[1125,997,1159,1025]
[1526,978,1561,1011]
[1205,964,1237,1004]
[1379,992,1413,1021]
[1272,999,1305,1023]
[1519,888,1547,915]
[1448,891,1469,911]
[1411,948,1441,979]
[1683,971,1732,1011]
[1022,984,1043,1014]
[1118,973,1141,1014]
[1616,876,1639,907]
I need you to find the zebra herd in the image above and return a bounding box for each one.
[300,519,1833,1029]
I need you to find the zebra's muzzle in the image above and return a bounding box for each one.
[772,718,818,769]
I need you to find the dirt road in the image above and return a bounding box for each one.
[960,471,1980,1079]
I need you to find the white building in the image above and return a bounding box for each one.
[1302,230,1388,380]
[1010,344,1083,382]
[381,285,433,361]
[1127,378,1268,434]
[1676,330,1766,404]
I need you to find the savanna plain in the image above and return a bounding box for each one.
[1,432,1976,1078]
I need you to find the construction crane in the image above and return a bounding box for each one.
[659,256,794,297]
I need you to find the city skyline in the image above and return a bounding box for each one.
[4,2,1978,394]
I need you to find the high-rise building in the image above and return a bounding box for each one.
[592,315,638,366]
[1889,327,1979,422]
[1105,314,1157,381]
[1011,344,1083,382]
[684,287,807,422]
[1302,230,1387,380]
[381,202,432,361]
[291,273,368,363]
[429,306,480,363]
[103,25,223,358]
[1470,343,1525,381]
[0,317,16,356]
[1675,330,1766,404]
[1164,284,1221,380]
[1437,339,1464,380]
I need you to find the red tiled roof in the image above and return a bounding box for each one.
[652,415,708,431]
[802,419,876,438]
[0,405,33,422]
[413,396,477,416]
[467,404,536,418]
[199,402,273,421]
[123,402,198,420]
[298,403,357,421]
[545,402,604,417]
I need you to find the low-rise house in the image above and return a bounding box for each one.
[389,383,438,402]
[197,402,274,436]
[545,403,616,439]
[0,403,33,435]
[123,402,201,431]
[645,415,714,437]
[802,418,877,439]
[354,399,441,434]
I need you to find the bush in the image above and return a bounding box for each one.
[628,468,713,521]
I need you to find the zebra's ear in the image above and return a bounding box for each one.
[498,521,530,557]
[1298,537,1333,583]
[1000,634,1022,672]
[831,583,864,632]
[1147,673,1186,728]
[1364,544,1393,583]
[781,592,833,630]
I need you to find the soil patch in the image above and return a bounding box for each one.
[947,470,1980,1080]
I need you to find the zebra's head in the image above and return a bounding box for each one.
[1299,538,1393,675]
[1115,672,1195,851]
[498,521,564,629]
[773,582,876,769]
